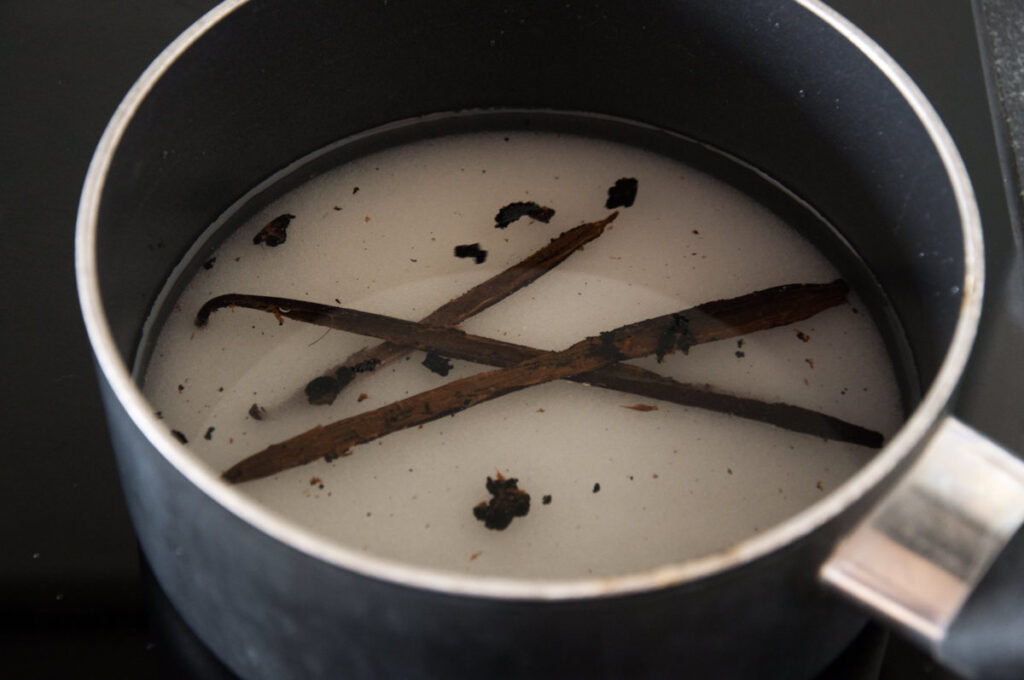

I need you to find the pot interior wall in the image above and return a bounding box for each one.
[96,0,965,398]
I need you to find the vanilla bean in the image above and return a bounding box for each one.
[219,281,853,483]
[196,288,881,449]
[305,212,618,404]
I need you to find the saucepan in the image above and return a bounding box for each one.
[76,1,1024,677]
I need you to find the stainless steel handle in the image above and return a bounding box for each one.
[821,417,1024,668]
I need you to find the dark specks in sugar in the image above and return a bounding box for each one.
[422,352,454,377]
[605,177,638,209]
[454,243,487,264]
[252,213,295,247]
[473,473,530,530]
[493,201,555,229]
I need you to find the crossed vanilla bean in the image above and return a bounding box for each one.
[202,281,859,483]
[304,212,619,405]
[197,286,882,450]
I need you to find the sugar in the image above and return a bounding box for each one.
[142,128,903,579]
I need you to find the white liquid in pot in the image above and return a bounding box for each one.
[143,128,904,579]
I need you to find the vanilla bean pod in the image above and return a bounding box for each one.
[215,280,853,483]
[196,287,881,449]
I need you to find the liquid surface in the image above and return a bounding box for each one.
[143,129,903,579]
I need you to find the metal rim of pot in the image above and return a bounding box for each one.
[75,0,983,601]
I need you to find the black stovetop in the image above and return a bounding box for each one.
[2,1,1020,678]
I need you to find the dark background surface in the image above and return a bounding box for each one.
[1,1,1019,677]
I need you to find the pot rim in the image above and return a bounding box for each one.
[75,0,984,600]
